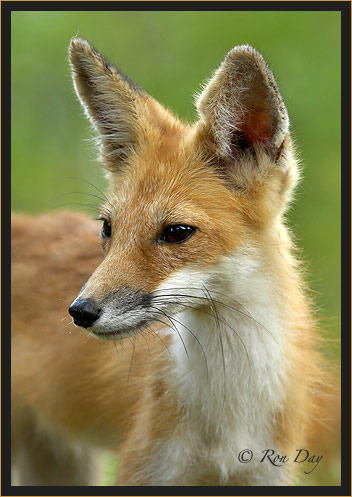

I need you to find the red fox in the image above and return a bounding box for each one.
[11,39,338,486]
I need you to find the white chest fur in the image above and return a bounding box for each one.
[154,252,290,485]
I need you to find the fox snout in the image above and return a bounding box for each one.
[68,288,154,339]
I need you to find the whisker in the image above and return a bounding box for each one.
[54,202,99,213]
[153,297,251,373]
[113,340,122,359]
[147,321,172,360]
[153,288,280,351]
[139,329,151,354]
[127,336,136,383]
[153,307,189,358]
[59,191,106,205]
[119,338,127,354]
[202,285,227,402]
[156,309,209,381]
[63,176,111,207]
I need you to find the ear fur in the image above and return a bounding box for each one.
[196,45,290,173]
[69,38,146,171]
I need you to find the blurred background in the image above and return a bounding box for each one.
[11,10,341,486]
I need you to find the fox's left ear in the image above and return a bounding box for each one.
[69,38,147,171]
[196,46,292,183]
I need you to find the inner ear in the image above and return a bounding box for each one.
[196,45,290,167]
[229,70,279,158]
[231,107,275,156]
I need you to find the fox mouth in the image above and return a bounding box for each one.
[85,318,155,341]
[69,284,211,341]
[69,289,158,339]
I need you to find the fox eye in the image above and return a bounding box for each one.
[159,225,196,244]
[101,219,111,238]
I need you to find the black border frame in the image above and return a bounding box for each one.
[2,2,351,496]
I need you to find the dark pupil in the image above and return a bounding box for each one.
[102,220,111,238]
[162,225,194,243]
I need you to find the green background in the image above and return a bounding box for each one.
[11,10,341,486]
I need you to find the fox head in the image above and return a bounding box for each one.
[68,38,298,339]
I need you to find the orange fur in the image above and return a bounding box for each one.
[11,39,339,486]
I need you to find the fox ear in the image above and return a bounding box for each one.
[196,46,290,179]
[69,38,145,171]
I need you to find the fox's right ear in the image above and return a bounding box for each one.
[195,45,292,188]
[69,38,145,171]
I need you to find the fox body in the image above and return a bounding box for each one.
[12,40,329,486]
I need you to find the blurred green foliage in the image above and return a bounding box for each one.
[11,10,341,486]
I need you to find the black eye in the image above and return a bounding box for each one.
[101,219,111,238]
[159,225,196,244]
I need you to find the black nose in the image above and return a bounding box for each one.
[68,298,101,328]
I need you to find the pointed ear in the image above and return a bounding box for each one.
[196,45,290,176]
[69,38,146,171]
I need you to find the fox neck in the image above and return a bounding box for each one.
[166,250,288,443]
